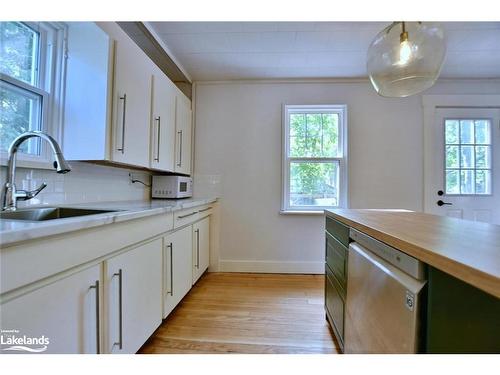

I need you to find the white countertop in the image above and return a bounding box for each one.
[0,198,217,247]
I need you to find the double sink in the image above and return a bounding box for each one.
[0,207,118,222]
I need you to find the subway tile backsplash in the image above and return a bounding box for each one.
[0,162,151,208]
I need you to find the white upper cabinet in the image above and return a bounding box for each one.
[150,66,176,171]
[64,22,113,161]
[107,24,151,167]
[174,91,192,175]
[63,22,192,172]
[65,22,151,167]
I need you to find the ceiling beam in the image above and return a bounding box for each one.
[117,22,192,99]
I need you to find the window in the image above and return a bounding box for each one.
[282,105,348,212]
[0,22,65,163]
[445,119,492,195]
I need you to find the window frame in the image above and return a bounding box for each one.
[443,117,493,196]
[281,104,348,213]
[0,22,67,169]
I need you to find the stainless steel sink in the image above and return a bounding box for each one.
[0,207,118,221]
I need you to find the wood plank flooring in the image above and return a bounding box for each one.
[138,272,339,354]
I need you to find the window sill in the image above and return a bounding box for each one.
[1,155,53,170]
[279,210,327,216]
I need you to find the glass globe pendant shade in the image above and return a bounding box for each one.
[367,22,446,97]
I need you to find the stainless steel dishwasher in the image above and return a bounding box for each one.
[345,229,427,353]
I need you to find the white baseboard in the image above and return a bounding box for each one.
[218,260,324,274]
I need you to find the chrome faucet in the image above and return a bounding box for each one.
[2,131,71,211]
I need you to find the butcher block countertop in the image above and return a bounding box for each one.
[325,209,500,299]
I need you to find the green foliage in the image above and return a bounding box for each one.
[0,22,40,153]
[289,113,339,206]
[1,22,38,84]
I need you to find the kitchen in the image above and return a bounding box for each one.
[1,1,500,373]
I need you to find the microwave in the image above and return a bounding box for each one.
[152,175,193,199]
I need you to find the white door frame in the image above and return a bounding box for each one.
[422,94,500,214]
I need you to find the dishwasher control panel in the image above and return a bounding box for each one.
[349,228,426,280]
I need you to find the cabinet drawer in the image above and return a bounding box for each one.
[173,208,200,229]
[197,205,213,219]
[325,265,345,344]
[325,216,350,247]
[326,232,348,288]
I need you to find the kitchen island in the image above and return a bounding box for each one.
[324,209,500,354]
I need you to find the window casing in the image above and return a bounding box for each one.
[282,105,348,212]
[0,22,66,167]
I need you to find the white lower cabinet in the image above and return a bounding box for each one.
[0,209,213,354]
[163,226,193,318]
[192,216,210,284]
[0,264,101,354]
[105,239,163,354]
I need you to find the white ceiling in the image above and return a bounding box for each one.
[149,22,500,81]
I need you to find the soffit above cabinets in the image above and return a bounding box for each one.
[148,22,500,81]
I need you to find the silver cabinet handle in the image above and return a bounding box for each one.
[177,211,198,219]
[198,207,212,213]
[177,130,183,167]
[117,94,127,153]
[113,269,123,350]
[89,280,100,354]
[168,242,173,296]
[195,228,200,269]
[154,116,161,162]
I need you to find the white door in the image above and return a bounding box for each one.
[424,107,500,224]
[0,265,101,354]
[174,93,192,175]
[150,68,176,171]
[105,239,163,354]
[192,216,210,284]
[110,25,151,167]
[163,226,193,318]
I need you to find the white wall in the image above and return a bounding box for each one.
[193,79,500,273]
[0,162,150,208]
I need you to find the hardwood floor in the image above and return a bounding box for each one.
[138,272,339,354]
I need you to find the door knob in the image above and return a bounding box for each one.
[437,200,452,206]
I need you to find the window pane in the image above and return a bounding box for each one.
[0,22,39,85]
[475,170,491,195]
[445,120,459,144]
[475,146,491,168]
[443,117,492,197]
[0,80,42,154]
[445,170,460,194]
[445,145,459,168]
[290,161,339,207]
[460,120,474,144]
[475,120,491,144]
[460,170,474,194]
[289,112,339,157]
[460,145,474,168]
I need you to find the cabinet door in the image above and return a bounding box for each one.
[0,265,101,354]
[110,25,151,167]
[64,22,113,161]
[163,226,193,318]
[105,239,162,354]
[192,216,210,284]
[174,93,192,175]
[150,68,176,171]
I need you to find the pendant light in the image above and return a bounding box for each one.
[367,22,446,97]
